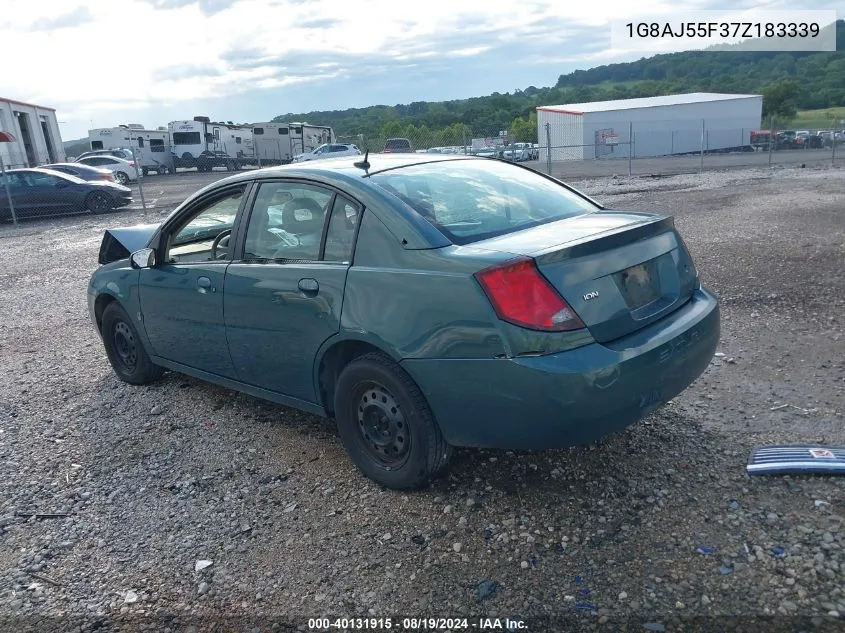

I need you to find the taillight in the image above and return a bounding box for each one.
[474,257,585,332]
[102,174,115,182]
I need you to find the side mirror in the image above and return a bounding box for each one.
[130,248,156,269]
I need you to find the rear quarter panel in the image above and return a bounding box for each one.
[340,209,507,360]
[339,210,596,360]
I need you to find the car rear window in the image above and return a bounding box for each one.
[385,139,411,150]
[369,159,599,245]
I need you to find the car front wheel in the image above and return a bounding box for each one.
[114,171,129,185]
[101,302,164,385]
[86,191,114,213]
[334,352,452,489]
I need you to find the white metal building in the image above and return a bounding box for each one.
[0,97,65,168]
[536,93,763,161]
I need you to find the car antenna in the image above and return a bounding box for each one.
[353,150,370,171]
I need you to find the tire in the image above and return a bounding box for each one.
[85,191,114,214]
[334,352,452,489]
[114,171,129,185]
[101,302,164,385]
[157,167,166,175]
[142,167,149,177]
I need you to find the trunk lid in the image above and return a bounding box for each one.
[472,211,699,342]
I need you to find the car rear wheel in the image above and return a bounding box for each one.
[334,352,452,489]
[114,171,129,185]
[86,191,114,214]
[101,302,164,385]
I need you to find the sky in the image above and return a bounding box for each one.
[0,0,839,141]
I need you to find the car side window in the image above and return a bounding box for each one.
[243,182,333,261]
[30,173,64,187]
[323,196,360,263]
[0,173,25,187]
[166,187,246,264]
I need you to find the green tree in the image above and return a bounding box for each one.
[380,121,405,140]
[510,113,537,143]
[762,79,800,120]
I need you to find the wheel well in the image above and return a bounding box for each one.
[94,294,117,332]
[317,340,390,416]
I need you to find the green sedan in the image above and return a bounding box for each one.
[88,154,720,489]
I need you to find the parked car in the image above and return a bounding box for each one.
[805,134,824,149]
[76,148,136,162]
[383,138,414,153]
[530,143,540,160]
[88,154,719,489]
[76,155,139,184]
[502,142,532,162]
[0,168,132,219]
[196,151,239,172]
[42,162,117,183]
[292,143,361,163]
[474,146,498,158]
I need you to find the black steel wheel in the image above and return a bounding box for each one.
[86,191,114,213]
[334,352,452,489]
[101,302,164,385]
[354,382,411,469]
[113,320,138,373]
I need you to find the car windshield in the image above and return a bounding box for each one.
[369,159,598,245]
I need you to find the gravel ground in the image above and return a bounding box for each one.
[0,163,843,632]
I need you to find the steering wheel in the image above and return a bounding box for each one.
[211,229,232,260]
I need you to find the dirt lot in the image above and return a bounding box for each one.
[0,164,843,632]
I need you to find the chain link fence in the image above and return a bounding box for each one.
[336,117,842,181]
[3,115,842,227]
[1,143,147,226]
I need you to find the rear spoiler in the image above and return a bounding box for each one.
[98,223,160,265]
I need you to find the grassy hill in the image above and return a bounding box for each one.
[272,20,845,142]
[62,137,89,159]
[791,106,845,129]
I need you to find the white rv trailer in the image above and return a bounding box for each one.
[168,117,256,170]
[88,124,173,175]
[288,122,334,157]
[250,121,335,165]
[251,122,294,164]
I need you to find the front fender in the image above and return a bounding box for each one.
[87,263,149,348]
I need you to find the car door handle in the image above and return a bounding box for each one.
[298,278,319,293]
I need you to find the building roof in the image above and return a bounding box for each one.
[537,92,762,115]
[0,97,57,112]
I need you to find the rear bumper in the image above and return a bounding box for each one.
[401,287,720,449]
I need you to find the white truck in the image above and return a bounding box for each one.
[251,121,335,165]
[168,117,256,171]
[88,125,173,175]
